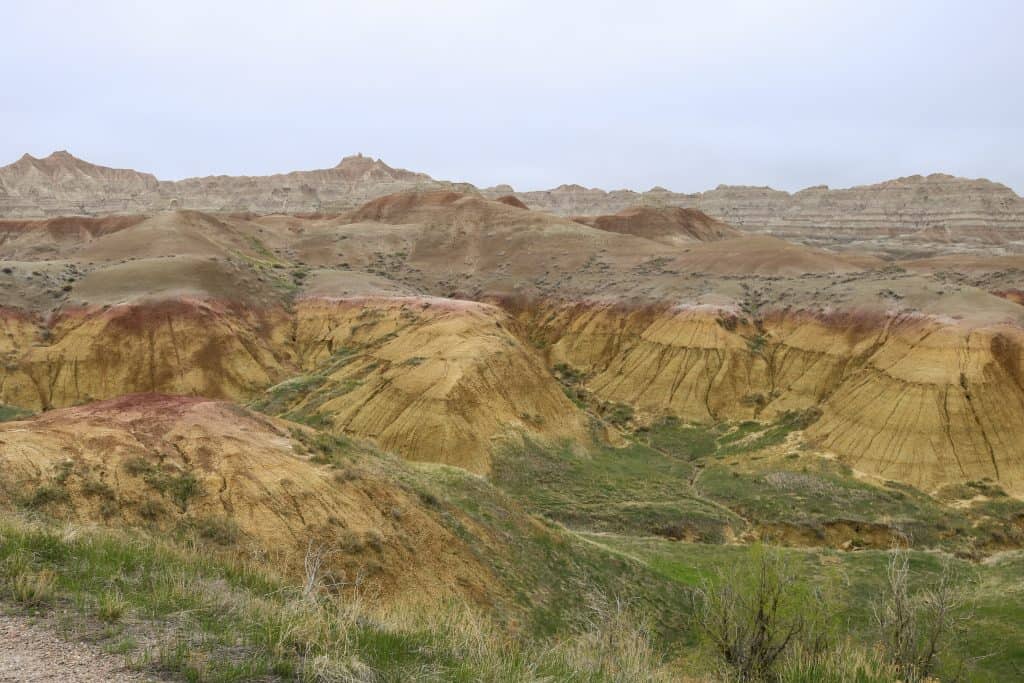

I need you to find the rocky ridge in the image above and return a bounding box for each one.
[2,153,1022,254]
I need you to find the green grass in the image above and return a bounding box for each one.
[396,462,695,643]
[634,415,1023,555]
[0,512,687,681]
[250,347,370,428]
[491,436,739,542]
[583,533,1024,682]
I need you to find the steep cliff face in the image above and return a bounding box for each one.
[2,301,293,411]
[518,302,1024,495]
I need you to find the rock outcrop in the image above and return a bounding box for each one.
[488,175,1024,248]
[573,207,741,244]
[0,152,459,218]
[2,193,1023,496]
[2,153,1022,254]
[519,302,1024,495]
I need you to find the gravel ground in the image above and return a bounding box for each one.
[0,613,160,682]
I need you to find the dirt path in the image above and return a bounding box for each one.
[0,613,159,682]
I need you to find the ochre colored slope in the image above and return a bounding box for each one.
[807,322,1024,493]
[0,394,495,602]
[519,302,1024,494]
[290,296,590,473]
[2,300,293,410]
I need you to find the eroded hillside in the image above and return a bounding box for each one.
[3,183,1024,680]
[1,193,1023,496]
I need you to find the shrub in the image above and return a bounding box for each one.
[872,548,977,682]
[23,484,70,510]
[605,403,635,427]
[693,545,833,682]
[80,479,116,499]
[191,515,241,546]
[138,499,165,520]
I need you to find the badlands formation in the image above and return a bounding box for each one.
[3,150,1023,256]
[2,152,1024,593]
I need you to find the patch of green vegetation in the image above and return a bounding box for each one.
[716,409,820,457]
[79,478,116,499]
[0,404,33,422]
[492,437,739,542]
[249,374,328,415]
[694,463,969,545]
[244,234,277,261]
[584,533,1024,682]
[0,510,684,681]
[21,484,71,510]
[602,402,635,427]
[250,347,364,427]
[180,515,242,546]
[400,463,694,643]
[639,416,718,460]
[746,332,768,354]
[289,427,356,467]
[122,458,202,512]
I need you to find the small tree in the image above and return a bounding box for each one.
[873,547,977,682]
[694,546,831,682]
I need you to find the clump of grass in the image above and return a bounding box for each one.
[22,484,71,510]
[96,591,129,623]
[122,458,202,512]
[602,402,635,427]
[2,551,57,607]
[187,515,242,546]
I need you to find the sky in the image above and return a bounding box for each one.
[2,0,1022,194]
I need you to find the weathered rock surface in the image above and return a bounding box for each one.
[522,302,1024,494]
[0,151,460,218]
[2,152,1022,255]
[488,175,1024,250]
[2,192,1023,495]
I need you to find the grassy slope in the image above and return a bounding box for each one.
[3,514,677,682]
[489,414,1024,680]
[0,429,696,681]
[494,414,1024,555]
[581,534,1024,682]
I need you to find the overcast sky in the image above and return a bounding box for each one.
[3,1,1022,193]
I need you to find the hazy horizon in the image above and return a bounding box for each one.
[4,1,1022,194]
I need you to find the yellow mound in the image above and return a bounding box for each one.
[522,301,1024,494]
[2,300,293,410]
[288,296,591,473]
[0,395,495,602]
